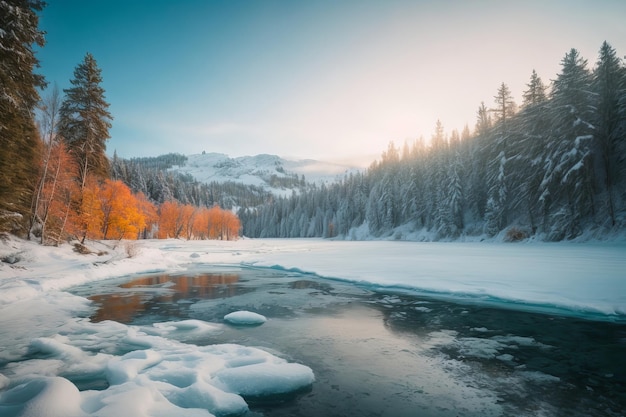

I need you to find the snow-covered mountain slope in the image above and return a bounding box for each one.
[169,153,362,195]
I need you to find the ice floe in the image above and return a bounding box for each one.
[223,311,267,325]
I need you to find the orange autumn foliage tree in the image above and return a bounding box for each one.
[206,205,240,240]
[78,177,104,241]
[31,141,236,243]
[135,192,158,238]
[157,202,240,240]
[38,168,238,242]
[99,180,150,240]
[157,200,184,239]
[192,207,210,240]
[180,204,197,240]
[222,209,241,240]
[76,179,157,240]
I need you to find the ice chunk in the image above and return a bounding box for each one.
[214,362,315,397]
[224,311,267,325]
[150,319,223,341]
[0,377,85,417]
[152,319,222,333]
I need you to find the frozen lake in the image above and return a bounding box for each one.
[69,266,626,417]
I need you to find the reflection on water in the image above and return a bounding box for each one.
[89,273,251,323]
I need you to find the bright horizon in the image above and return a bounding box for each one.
[37,0,626,163]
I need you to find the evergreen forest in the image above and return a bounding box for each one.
[239,44,626,241]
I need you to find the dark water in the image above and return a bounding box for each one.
[71,267,626,417]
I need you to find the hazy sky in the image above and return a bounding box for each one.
[37,0,626,163]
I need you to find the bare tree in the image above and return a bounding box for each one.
[30,85,61,242]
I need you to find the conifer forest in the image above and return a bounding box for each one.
[239,44,626,241]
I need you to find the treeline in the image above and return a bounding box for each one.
[240,43,626,241]
[34,150,240,243]
[0,1,241,244]
[110,154,274,209]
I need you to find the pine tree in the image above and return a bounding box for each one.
[475,102,492,136]
[483,83,516,235]
[484,150,507,236]
[492,82,517,134]
[522,70,548,107]
[592,41,624,226]
[0,0,46,235]
[509,71,549,232]
[448,142,464,235]
[542,48,595,238]
[59,53,113,190]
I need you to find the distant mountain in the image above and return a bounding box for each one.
[168,153,362,196]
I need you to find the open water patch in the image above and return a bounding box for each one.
[64,266,626,417]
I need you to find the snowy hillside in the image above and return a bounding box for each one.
[168,153,361,195]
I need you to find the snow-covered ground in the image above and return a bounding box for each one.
[0,237,625,416]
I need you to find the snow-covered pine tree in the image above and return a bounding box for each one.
[110,151,128,182]
[484,150,507,236]
[464,106,491,225]
[407,138,427,229]
[541,48,595,239]
[492,82,517,134]
[428,120,448,233]
[365,181,384,235]
[513,70,550,232]
[484,83,516,235]
[522,69,548,107]
[447,134,464,235]
[475,102,492,136]
[592,41,625,227]
[0,0,46,235]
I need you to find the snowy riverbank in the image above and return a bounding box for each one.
[2,237,625,319]
[1,236,625,416]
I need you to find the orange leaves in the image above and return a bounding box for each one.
[79,179,157,240]
[206,205,241,240]
[79,177,104,240]
[157,201,183,239]
[135,192,158,238]
[157,202,240,240]
[36,153,239,242]
[99,180,148,240]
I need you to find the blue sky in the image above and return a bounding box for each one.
[37,0,626,163]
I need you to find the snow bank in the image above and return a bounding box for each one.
[224,311,267,325]
[236,239,626,320]
[0,377,84,417]
[0,236,324,416]
[0,317,314,417]
[2,236,625,320]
